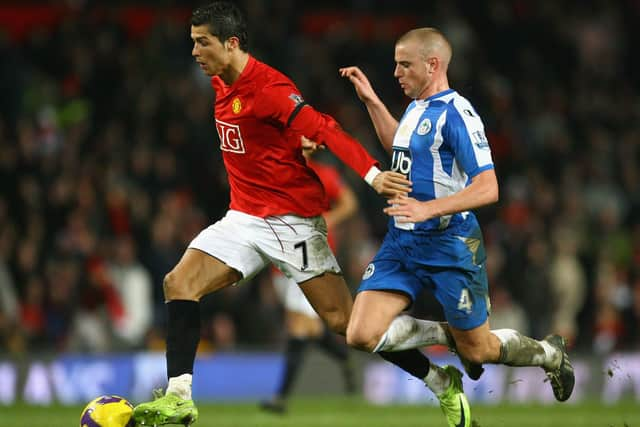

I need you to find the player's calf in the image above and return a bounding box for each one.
[442,327,485,381]
[321,309,350,335]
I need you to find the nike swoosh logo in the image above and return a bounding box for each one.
[456,396,466,427]
[176,401,185,407]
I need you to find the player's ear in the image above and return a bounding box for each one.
[225,36,240,51]
[426,57,438,74]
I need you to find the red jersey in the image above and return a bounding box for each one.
[211,55,377,218]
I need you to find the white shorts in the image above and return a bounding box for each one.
[272,272,319,318]
[188,210,341,283]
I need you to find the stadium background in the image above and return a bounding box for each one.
[0,0,639,421]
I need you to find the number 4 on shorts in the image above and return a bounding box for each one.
[457,288,472,312]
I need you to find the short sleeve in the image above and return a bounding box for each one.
[443,100,494,178]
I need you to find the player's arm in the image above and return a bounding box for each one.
[339,66,398,154]
[292,107,378,179]
[384,169,498,223]
[293,108,411,197]
[301,136,411,199]
[256,83,410,197]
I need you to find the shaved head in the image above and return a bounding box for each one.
[393,27,452,99]
[397,27,452,68]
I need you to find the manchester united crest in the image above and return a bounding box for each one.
[232,97,242,114]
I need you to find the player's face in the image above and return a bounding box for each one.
[394,40,430,99]
[191,25,230,76]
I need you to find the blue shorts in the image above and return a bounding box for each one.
[358,216,490,330]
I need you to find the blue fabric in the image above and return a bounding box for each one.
[358,216,489,330]
[389,89,494,232]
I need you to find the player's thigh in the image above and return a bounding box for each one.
[261,215,341,283]
[349,238,421,345]
[258,215,350,331]
[188,210,270,281]
[165,248,241,301]
[347,290,411,347]
[355,231,423,307]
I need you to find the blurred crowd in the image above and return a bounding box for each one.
[0,1,639,356]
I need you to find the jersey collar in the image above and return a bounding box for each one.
[417,88,456,105]
[213,55,256,91]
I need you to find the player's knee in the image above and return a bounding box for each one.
[345,327,378,352]
[163,269,195,301]
[162,271,178,300]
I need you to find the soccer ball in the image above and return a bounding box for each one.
[80,395,135,427]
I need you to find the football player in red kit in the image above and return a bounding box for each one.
[133,2,410,426]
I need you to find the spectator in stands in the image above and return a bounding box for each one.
[107,235,153,349]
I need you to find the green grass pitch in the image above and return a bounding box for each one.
[4,397,639,427]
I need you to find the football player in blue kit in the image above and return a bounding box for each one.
[340,27,575,427]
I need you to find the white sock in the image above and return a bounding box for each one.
[423,365,451,396]
[492,329,558,368]
[166,373,192,400]
[540,340,561,370]
[373,315,450,352]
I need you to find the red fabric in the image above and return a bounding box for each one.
[306,159,345,252]
[20,304,45,334]
[290,108,378,178]
[0,5,65,41]
[86,257,125,325]
[107,203,131,236]
[211,56,377,218]
[0,6,191,42]
[307,160,342,205]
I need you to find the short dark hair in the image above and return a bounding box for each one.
[191,2,249,51]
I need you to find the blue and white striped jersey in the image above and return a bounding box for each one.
[390,88,494,232]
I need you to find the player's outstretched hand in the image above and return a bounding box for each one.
[372,171,412,198]
[339,66,380,104]
[384,195,435,223]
